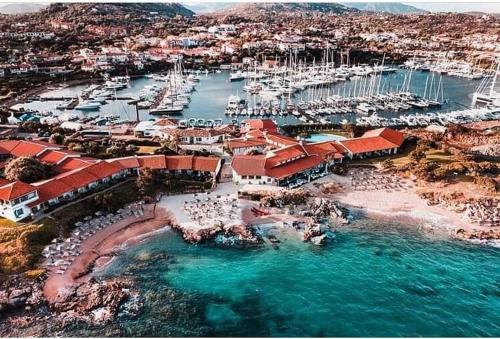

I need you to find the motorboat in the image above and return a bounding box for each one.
[229,71,246,81]
[75,100,101,111]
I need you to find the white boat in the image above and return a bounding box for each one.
[260,87,283,97]
[229,71,246,81]
[75,100,101,111]
[150,105,184,115]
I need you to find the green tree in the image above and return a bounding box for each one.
[4,156,51,183]
[49,133,65,145]
[136,168,165,197]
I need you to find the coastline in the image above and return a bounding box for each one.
[307,170,500,246]
[43,204,174,304]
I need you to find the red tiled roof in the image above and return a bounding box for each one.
[245,119,278,133]
[303,141,346,160]
[0,140,62,158]
[83,161,123,178]
[225,137,267,150]
[246,130,266,138]
[0,181,36,201]
[55,168,99,189]
[36,149,79,164]
[231,155,267,176]
[232,152,323,180]
[265,144,307,168]
[108,157,140,169]
[53,157,93,173]
[165,156,193,170]
[154,118,179,127]
[192,156,220,173]
[31,179,73,206]
[266,154,323,179]
[340,136,400,154]
[137,155,167,169]
[362,127,405,147]
[9,143,48,157]
[0,178,11,186]
[0,140,21,154]
[265,133,298,147]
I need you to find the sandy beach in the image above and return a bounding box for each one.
[44,204,173,303]
[307,170,479,234]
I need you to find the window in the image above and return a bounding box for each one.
[14,208,24,218]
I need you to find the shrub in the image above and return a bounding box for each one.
[474,177,498,193]
[409,149,426,163]
[381,159,395,169]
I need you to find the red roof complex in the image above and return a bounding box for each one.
[226,137,268,150]
[84,161,124,178]
[303,141,346,160]
[0,139,223,221]
[230,121,404,181]
[165,155,193,170]
[108,157,140,169]
[0,139,63,158]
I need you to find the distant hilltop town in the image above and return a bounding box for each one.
[0,2,498,89]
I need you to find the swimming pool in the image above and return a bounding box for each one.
[305,133,346,142]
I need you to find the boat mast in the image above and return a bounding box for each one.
[490,62,500,97]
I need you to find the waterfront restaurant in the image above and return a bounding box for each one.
[229,120,404,188]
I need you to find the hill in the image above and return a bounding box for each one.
[344,2,426,14]
[35,2,194,20]
[182,2,233,14]
[0,3,47,14]
[213,2,359,15]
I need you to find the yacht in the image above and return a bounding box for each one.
[150,105,184,115]
[229,71,246,82]
[75,100,101,111]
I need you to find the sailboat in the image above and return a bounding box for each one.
[472,63,499,107]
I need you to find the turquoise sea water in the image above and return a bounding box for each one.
[97,220,500,337]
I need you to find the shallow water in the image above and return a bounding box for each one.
[95,219,500,337]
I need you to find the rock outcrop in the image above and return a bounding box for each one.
[0,273,46,315]
[173,223,260,247]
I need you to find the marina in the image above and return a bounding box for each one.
[9,65,500,129]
